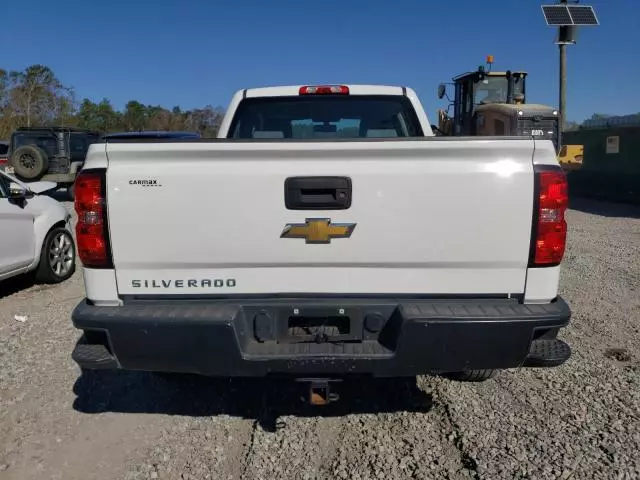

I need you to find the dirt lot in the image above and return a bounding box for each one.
[1,198,639,480]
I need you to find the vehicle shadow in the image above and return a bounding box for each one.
[72,370,433,432]
[0,273,37,300]
[569,196,640,219]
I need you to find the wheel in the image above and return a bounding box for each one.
[444,369,497,382]
[35,227,76,283]
[11,145,49,180]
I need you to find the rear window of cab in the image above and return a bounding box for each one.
[228,95,424,139]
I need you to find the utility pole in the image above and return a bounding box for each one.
[542,1,598,149]
[558,0,568,150]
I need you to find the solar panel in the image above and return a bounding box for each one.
[542,4,600,26]
[568,5,599,25]
[542,5,573,26]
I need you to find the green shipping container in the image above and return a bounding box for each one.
[563,126,640,204]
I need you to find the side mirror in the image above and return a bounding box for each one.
[437,84,446,99]
[8,182,29,200]
[430,124,443,135]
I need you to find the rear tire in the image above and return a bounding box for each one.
[11,145,49,180]
[444,369,497,382]
[35,227,76,283]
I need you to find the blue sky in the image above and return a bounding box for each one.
[2,0,636,122]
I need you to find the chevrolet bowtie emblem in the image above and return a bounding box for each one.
[281,218,357,244]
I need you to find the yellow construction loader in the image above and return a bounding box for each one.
[436,56,561,152]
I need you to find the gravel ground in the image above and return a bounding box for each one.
[1,197,639,480]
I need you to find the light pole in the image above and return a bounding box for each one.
[541,2,599,148]
[558,0,568,145]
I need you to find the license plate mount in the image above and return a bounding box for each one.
[278,306,362,344]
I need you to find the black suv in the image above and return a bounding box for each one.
[7,127,100,198]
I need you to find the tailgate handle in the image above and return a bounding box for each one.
[285,176,352,210]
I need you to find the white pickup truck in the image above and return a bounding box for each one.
[71,84,571,394]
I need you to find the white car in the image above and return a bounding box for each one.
[0,171,76,284]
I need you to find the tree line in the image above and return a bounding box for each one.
[1,64,631,140]
[0,65,224,139]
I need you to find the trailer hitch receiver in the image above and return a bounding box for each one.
[296,378,341,405]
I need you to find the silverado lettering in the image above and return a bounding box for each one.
[131,279,236,288]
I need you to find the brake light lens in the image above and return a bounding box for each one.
[74,170,111,268]
[299,85,349,95]
[531,168,568,266]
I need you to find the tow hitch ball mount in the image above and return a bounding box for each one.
[296,378,341,405]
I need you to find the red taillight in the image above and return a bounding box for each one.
[299,85,349,95]
[0,157,7,165]
[74,170,112,268]
[531,168,568,266]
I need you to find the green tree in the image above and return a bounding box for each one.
[588,113,612,120]
[9,65,62,127]
[0,69,11,138]
[77,99,99,130]
[96,99,120,133]
[184,105,224,137]
[77,98,120,133]
[1,63,229,137]
[0,65,76,136]
[55,86,78,127]
[147,107,173,131]
[123,100,147,131]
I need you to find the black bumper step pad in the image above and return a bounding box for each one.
[523,339,571,367]
[72,341,118,370]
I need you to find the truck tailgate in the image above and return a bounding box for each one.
[104,139,534,296]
